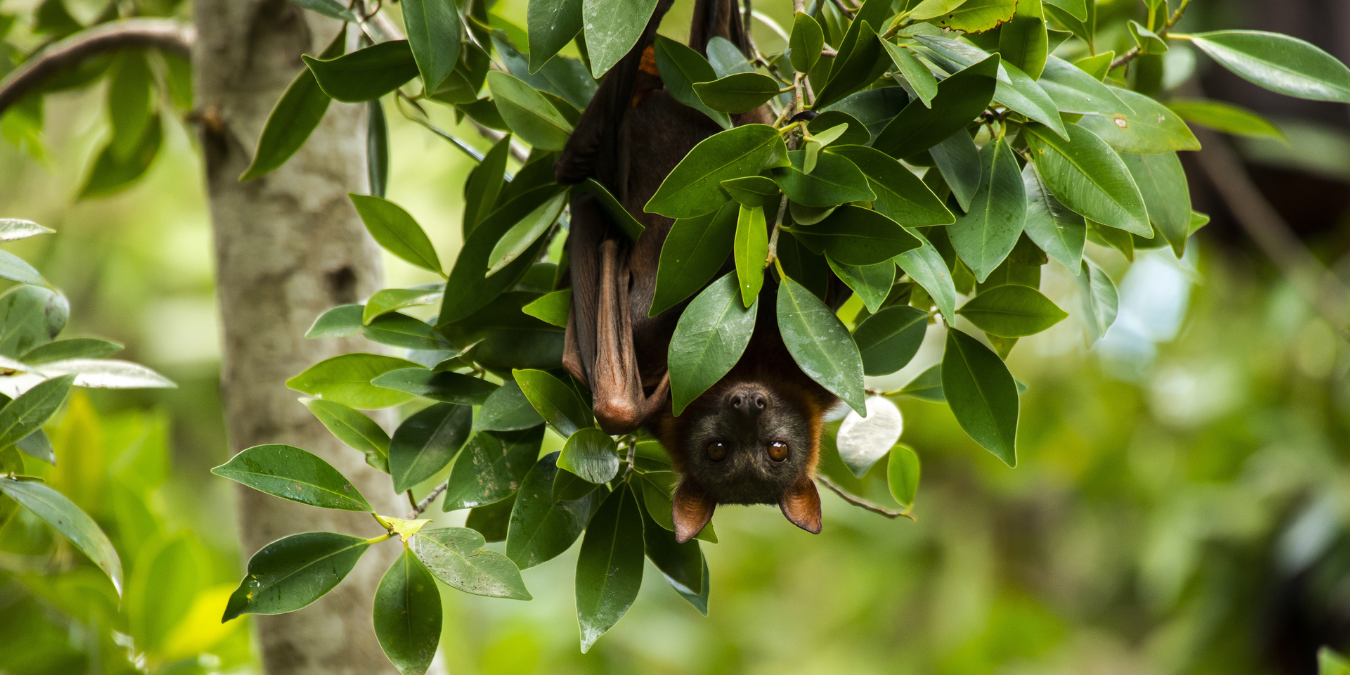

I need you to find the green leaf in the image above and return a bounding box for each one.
[373,368,499,405]
[887,444,920,509]
[286,353,422,409]
[438,293,564,372]
[828,256,894,314]
[1078,88,1200,154]
[1167,99,1284,141]
[575,179,645,241]
[935,0,1017,33]
[1121,151,1191,257]
[771,150,875,208]
[721,175,782,210]
[302,398,390,471]
[1189,211,1211,236]
[907,0,968,21]
[694,73,782,114]
[645,125,789,219]
[1077,259,1118,342]
[895,228,957,325]
[1128,20,1168,55]
[930,129,982,212]
[909,35,1067,139]
[107,52,153,161]
[733,206,768,308]
[442,428,542,510]
[0,219,54,242]
[815,20,884,110]
[582,0,660,77]
[34,359,174,389]
[412,527,531,599]
[653,36,732,129]
[467,494,515,542]
[999,0,1048,79]
[873,55,998,160]
[1025,124,1151,237]
[957,285,1067,337]
[212,444,374,511]
[463,136,512,235]
[513,369,594,437]
[522,289,571,327]
[558,427,621,484]
[404,0,463,93]
[476,381,546,432]
[553,468,602,502]
[637,471,717,542]
[21,338,121,365]
[16,429,54,465]
[828,145,954,227]
[897,363,945,401]
[1037,56,1132,114]
[304,41,419,103]
[1189,30,1350,103]
[506,452,600,568]
[125,535,197,653]
[949,138,1026,283]
[486,190,568,275]
[0,478,123,595]
[1043,0,1085,20]
[777,276,866,413]
[0,375,73,448]
[883,42,938,108]
[636,486,703,595]
[1089,220,1136,261]
[0,285,66,358]
[853,305,928,376]
[488,71,575,151]
[821,87,910,141]
[1320,647,1350,675]
[374,548,441,675]
[668,274,758,415]
[350,195,442,274]
[528,0,584,72]
[364,313,453,352]
[790,205,921,266]
[790,12,824,75]
[707,36,754,77]
[941,329,1018,466]
[80,115,162,199]
[364,287,444,325]
[390,403,474,493]
[650,203,738,316]
[308,304,363,338]
[1021,163,1085,270]
[575,485,645,653]
[241,29,341,181]
[290,0,357,20]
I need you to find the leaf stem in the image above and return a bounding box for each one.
[815,475,915,521]
[1111,0,1193,70]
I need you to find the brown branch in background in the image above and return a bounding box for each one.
[826,0,855,19]
[1111,0,1192,70]
[0,18,194,117]
[1192,126,1350,332]
[409,479,449,518]
[816,475,915,521]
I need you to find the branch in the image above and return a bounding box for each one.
[0,18,194,117]
[1111,0,1192,70]
[816,475,915,521]
[409,479,450,518]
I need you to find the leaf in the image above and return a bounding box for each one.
[442,428,542,510]
[528,0,584,72]
[853,305,928,376]
[836,396,904,477]
[814,20,884,110]
[574,179,645,241]
[929,129,982,212]
[777,276,866,413]
[290,0,357,20]
[506,452,600,568]
[467,495,515,542]
[1320,647,1350,675]
[636,487,703,596]
[0,219,54,242]
[1122,152,1191,257]
[821,87,911,141]
[790,12,824,75]
[883,42,938,108]
[897,364,945,401]
[668,274,758,415]
[935,0,1017,33]
[1021,163,1086,270]
[828,256,894,314]
[125,535,197,653]
[521,289,571,328]
[463,136,512,235]
[350,195,442,274]
[372,368,499,405]
[0,285,66,358]
[1025,124,1151,237]
[477,381,546,432]
[16,429,54,466]
[286,353,422,409]
[829,145,953,227]
[693,73,782,114]
[1167,99,1284,141]
[513,369,593,437]
[575,485,644,653]
[895,229,957,326]
[0,478,123,595]
[33,359,173,389]
[791,205,921,266]
[907,0,968,21]
[957,285,1067,337]
[364,287,444,324]
[107,52,153,161]
[403,0,463,93]
[558,428,621,484]
[949,138,1026,283]
[412,527,531,599]
[582,0,660,77]
[707,36,754,77]
[80,115,162,199]
[487,71,575,151]
[374,549,441,675]
[241,27,342,181]
[486,190,568,275]
[0,374,73,448]
[1037,56,1133,114]
[732,205,769,308]
[364,313,453,352]
[1189,30,1350,103]
[999,0,1048,79]
[20,338,121,365]
[1077,259,1118,342]
[211,444,374,511]
[721,175,782,210]
[910,35,1066,139]
[637,471,717,543]
[887,443,920,509]
[873,55,998,160]
[1078,88,1200,155]
[941,328,1018,466]
[1043,0,1085,20]
[771,150,875,208]
[389,403,474,493]
[1128,20,1168,55]
[302,398,390,471]
[645,125,789,219]
[653,36,732,129]
[303,41,419,103]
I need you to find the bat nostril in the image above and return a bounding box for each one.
[753,395,766,409]
[730,394,744,409]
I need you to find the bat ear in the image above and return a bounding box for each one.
[672,479,716,543]
[779,476,822,534]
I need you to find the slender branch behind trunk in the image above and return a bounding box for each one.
[191,1,401,673]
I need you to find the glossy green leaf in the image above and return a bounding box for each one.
[721,175,781,210]
[372,368,498,405]
[778,277,866,413]
[895,228,957,326]
[291,0,357,20]
[463,136,512,235]
[412,527,531,599]
[873,55,998,160]
[476,381,546,432]
[221,531,369,620]
[668,274,757,415]
[1025,124,1151,237]
[558,428,621,484]
[650,203,738,316]
[212,444,373,511]
[1167,99,1284,140]
[582,0,660,77]
[935,0,1017,33]
[1122,151,1191,257]
[853,305,928,376]
[1089,220,1136,261]
[637,486,703,596]
[389,403,473,493]
[930,129,982,212]
[16,429,54,465]
[575,485,644,653]
[1078,259,1118,342]
[828,256,894,314]
[304,41,419,103]
[821,87,910,141]
[790,205,921,266]
[0,286,66,359]
[733,205,768,307]
[575,179,645,241]
[942,329,1018,466]
[907,0,967,21]
[771,150,875,208]
[707,36,754,77]
[513,369,593,437]
[999,0,1048,79]
[814,19,884,110]
[552,467,602,502]
[21,338,121,364]
[302,398,390,471]
[521,289,571,328]
[1021,162,1086,270]
[897,363,945,401]
[1037,56,1132,114]
[694,73,781,114]
[33,359,174,389]
[790,12,824,75]
[364,287,444,325]
[887,443,920,509]
[1078,88,1200,154]
[829,145,953,227]
[645,124,789,219]
[910,35,1067,139]
[653,36,731,129]
[0,374,73,448]
[637,471,717,543]
[957,285,1067,337]
[486,190,568,275]
[364,313,452,352]
[528,0,584,72]
[374,548,441,675]
[488,71,575,151]
[241,30,344,180]
[308,304,365,338]
[107,52,153,161]
[442,428,542,510]
[1189,30,1350,103]
[883,42,938,108]
[0,219,54,242]
[1043,0,1086,20]
[0,478,123,595]
[467,494,515,542]
[350,195,442,274]
[403,0,462,94]
[506,452,599,568]
[950,138,1027,283]
[286,353,421,409]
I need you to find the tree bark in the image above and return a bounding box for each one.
[191,1,399,673]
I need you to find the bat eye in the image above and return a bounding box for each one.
[767,441,789,462]
[706,441,728,461]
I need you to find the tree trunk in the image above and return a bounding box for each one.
[191,2,399,673]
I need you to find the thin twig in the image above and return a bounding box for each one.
[409,480,450,518]
[816,475,915,521]
[0,19,194,117]
[826,0,856,19]
[1111,0,1192,70]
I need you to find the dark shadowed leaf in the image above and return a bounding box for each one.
[304,41,419,102]
[828,145,953,227]
[389,403,474,493]
[668,274,757,415]
[477,381,546,432]
[853,305,928,376]
[374,549,441,675]
[694,72,782,114]
[957,285,1067,337]
[828,256,894,313]
[575,485,645,653]
[791,206,920,266]
[653,36,732,129]
[778,277,866,413]
[507,452,599,568]
[771,150,875,208]
[443,428,542,510]
[222,531,368,620]
[645,125,789,219]
[1021,163,1086,270]
[650,202,737,319]
[513,369,593,437]
[942,329,1018,466]
[1,478,123,595]
[212,444,374,511]
[528,0,584,72]
[873,56,998,160]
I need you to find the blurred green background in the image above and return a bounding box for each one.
[1,0,1349,673]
